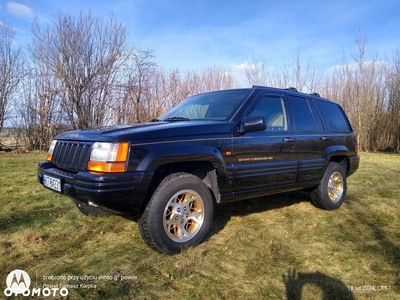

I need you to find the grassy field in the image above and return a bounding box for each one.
[0,151,399,299]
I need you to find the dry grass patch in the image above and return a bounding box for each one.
[0,151,399,299]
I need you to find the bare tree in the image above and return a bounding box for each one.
[323,31,388,151]
[16,65,68,150]
[241,54,270,87]
[0,23,25,132]
[113,64,237,124]
[192,65,238,93]
[242,52,322,93]
[29,11,128,129]
[116,48,157,123]
[386,47,400,152]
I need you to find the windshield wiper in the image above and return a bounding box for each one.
[151,118,162,122]
[165,117,191,122]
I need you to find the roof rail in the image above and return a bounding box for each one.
[310,92,320,97]
[286,87,298,92]
[252,85,270,88]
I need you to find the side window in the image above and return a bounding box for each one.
[288,95,315,131]
[308,99,325,131]
[247,95,287,131]
[317,100,351,132]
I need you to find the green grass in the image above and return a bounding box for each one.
[0,151,399,299]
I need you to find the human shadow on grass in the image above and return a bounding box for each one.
[282,269,354,300]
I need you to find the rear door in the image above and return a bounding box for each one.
[231,92,297,191]
[287,95,332,182]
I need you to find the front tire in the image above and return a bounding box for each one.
[138,172,214,254]
[311,162,347,210]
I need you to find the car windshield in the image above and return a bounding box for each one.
[159,89,252,121]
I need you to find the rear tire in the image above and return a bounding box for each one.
[138,172,214,254]
[311,162,347,210]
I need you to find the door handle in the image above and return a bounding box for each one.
[283,138,295,142]
[321,136,331,141]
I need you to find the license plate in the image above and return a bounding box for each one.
[43,175,62,192]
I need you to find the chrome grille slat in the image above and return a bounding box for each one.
[52,141,93,172]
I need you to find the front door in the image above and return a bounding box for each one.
[231,93,297,192]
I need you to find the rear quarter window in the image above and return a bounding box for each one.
[316,100,351,132]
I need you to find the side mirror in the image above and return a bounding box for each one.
[244,116,266,132]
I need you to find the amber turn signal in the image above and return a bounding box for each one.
[87,161,127,173]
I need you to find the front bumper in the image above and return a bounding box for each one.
[38,161,154,215]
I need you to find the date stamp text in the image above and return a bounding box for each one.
[347,285,391,292]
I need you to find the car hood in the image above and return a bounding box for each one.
[55,121,234,142]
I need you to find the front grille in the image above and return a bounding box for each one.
[52,141,93,172]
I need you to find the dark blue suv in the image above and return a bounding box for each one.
[38,86,360,253]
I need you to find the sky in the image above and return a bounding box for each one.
[1,0,399,76]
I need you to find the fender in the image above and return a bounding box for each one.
[136,144,227,170]
[322,145,350,172]
[323,145,350,160]
[134,143,231,193]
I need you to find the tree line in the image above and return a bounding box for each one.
[0,11,399,152]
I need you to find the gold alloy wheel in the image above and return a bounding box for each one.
[327,171,343,203]
[163,189,205,242]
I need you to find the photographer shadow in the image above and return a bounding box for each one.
[283,269,354,300]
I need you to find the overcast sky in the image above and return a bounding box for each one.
[1,0,399,74]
